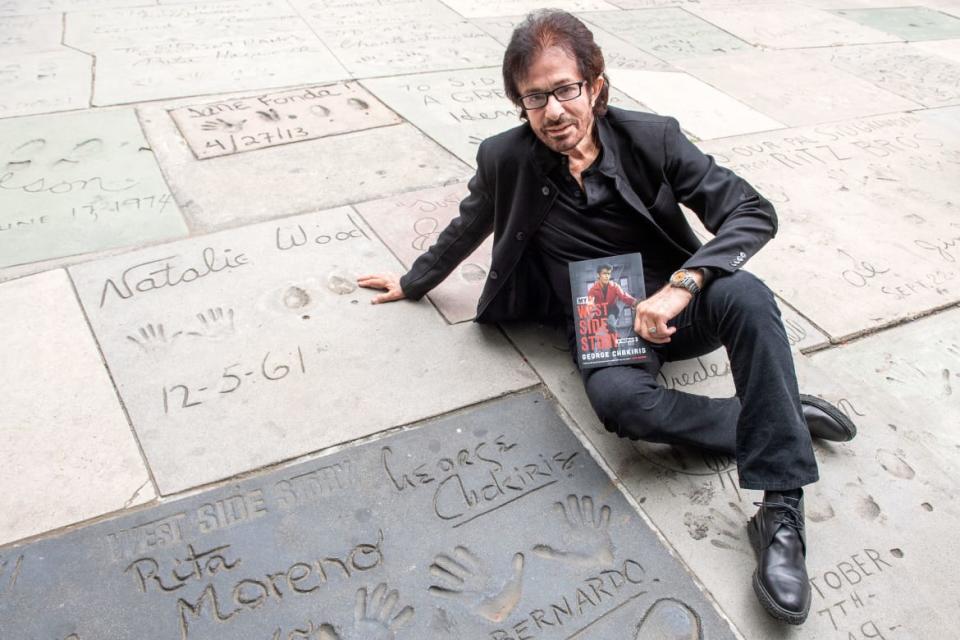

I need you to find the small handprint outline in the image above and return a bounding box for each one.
[427,546,524,623]
[533,494,614,567]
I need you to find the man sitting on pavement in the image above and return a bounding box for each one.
[358,9,857,625]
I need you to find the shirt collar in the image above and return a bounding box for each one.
[530,114,619,179]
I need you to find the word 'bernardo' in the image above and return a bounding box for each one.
[99,247,249,308]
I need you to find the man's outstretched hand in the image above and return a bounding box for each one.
[357,272,407,304]
[634,286,691,344]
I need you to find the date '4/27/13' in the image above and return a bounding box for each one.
[161,346,306,414]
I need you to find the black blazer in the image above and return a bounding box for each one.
[400,107,778,323]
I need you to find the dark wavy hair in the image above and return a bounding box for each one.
[502,10,610,121]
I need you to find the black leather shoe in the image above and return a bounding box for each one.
[747,491,810,625]
[800,394,857,442]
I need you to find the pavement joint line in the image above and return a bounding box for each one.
[63,267,164,502]
[803,299,960,353]
[0,385,547,551]
[281,0,352,75]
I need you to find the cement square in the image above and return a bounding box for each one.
[0,14,61,52]
[140,95,472,231]
[818,42,960,107]
[362,67,647,167]
[580,8,752,62]
[697,113,960,340]
[808,308,960,479]
[675,49,919,127]
[168,82,402,160]
[915,37,960,64]
[91,31,348,106]
[472,14,672,71]
[67,208,538,494]
[0,109,187,269]
[442,0,617,18]
[831,6,960,41]
[0,0,148,15]
[64,0,307,50]
[611,69,785,140]
[354,183,489,324]
[0,270,154,546]
[686,4,897,48]
[502,323,960,639]
[0,49,91,118]
[0,392,738,639]
[294,0,505,77]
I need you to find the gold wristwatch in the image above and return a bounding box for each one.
[669,269,702,295]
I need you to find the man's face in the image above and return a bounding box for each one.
[517,45,603,155]
[598,269,611,284]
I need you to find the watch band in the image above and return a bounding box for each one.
[669,269,702,295]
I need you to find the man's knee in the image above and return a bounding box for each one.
[584,369,669,440]
[707,270,780,319]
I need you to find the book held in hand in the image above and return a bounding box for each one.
[568,254,649,369]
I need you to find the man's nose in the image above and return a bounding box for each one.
[544,93,565,119]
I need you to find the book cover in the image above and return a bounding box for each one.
[568,254,649,369]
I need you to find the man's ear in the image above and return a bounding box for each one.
[590,75,605,106]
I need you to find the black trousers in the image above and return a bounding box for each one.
[578,271,819,491]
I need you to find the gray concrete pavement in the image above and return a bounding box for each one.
[1,1,959,638]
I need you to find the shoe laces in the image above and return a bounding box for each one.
[753,497,804,531]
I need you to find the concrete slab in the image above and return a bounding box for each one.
[362,67,647,167]
[675,49,919,127]
[0,14,61,52]
[686,4,897,49]
[472,14,672,71]
[64,0,307,50]
[916,104,960,134]
[90,31,348,106]
[354,183,489,324]
[168,82,401,160]
[67,208,538,494]
[0,392,738,640]
[610,69,785,140]
[293,0,505,77]
[914,37,960,64]
[0,0,149,15]
[819,42,960,108]
[809,308,960,475]
[697,112,960,341]
[0,109,187,270]
[442,0,617,19]
[0,49,91,118]
[580,8,752,62]
[0,269,155,546]
[830,6,960,41]
[503,323,960,639]
[139,95,472,231]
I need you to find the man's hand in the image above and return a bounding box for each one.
[357,273,407,304]
[634,270,703,343]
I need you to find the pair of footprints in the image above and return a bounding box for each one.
[429,495,614,623]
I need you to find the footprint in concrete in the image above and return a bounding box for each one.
[459,263,487,283]
[428,547,524,623]
[877,449,916,480]
[633,598,702,640]
[844,481,882,521]
[807,499,836,523]
[283,286,311,309]
[533,495,615,568]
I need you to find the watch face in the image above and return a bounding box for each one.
[671,270,687,284]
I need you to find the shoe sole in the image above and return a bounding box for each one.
[800,393,857,441]
[747,520,810,625]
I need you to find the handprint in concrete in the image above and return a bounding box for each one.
[533,494,614,568]
[428,546,525,623]
[318,583,414,640]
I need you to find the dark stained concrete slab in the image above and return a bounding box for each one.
[0,392,737,640]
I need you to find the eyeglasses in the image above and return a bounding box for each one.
[519,80,587,110]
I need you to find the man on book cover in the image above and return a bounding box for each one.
[584,263,636,351]
[358,9,857,626]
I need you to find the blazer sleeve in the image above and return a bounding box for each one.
[662,117,778,275]
[399,142,495,300]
